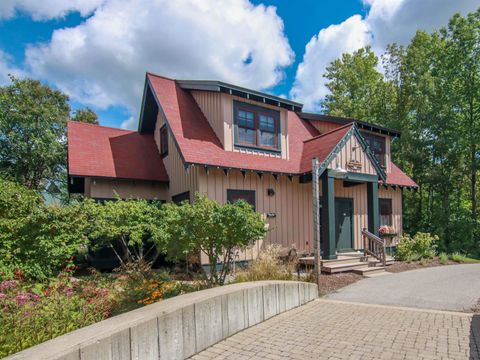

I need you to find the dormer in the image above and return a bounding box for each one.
[299,113,400,174]
[177,80,301,160]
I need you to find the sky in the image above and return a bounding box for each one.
[0,0,478,129]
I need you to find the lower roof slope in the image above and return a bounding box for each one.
[67,121,168,182]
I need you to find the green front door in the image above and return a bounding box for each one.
[335,198,353,252]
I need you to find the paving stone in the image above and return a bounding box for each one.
[190,299,480,359]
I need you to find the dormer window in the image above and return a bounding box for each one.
[361,132,386,167]
[234,101,280,152]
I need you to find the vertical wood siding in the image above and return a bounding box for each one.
[191,91,225,147]
[88,178,168,200]
[327,134,377,175]
[155,111,199,201]
[378,186,403,243]
[309,120,340,134]
[197,170,313,262]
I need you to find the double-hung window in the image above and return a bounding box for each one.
[379,198,392,226]
[234,101,280,151]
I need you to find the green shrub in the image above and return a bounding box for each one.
[235,245,297,282]
[395,232,438,261]
[0,180,92,280]
[439,252,448,264]
[0,269,114,357]
[161,194,267,286]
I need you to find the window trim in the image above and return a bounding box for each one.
[160,124,168,158]
[379,198,392,226]
[226,189,256,211]
[361,131,386,168]
[233,101,281,152]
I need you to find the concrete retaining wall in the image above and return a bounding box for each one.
[7,281,318,360]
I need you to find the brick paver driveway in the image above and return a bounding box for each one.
[191,299,480,360]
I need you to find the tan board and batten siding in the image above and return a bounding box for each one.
[84,177,168,200]
[327,133,377,175]
[154,110,199,202]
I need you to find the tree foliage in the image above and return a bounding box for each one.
[73,107,99,125]
[0,77,70,191]
[323,8,480,257]
[161,194,267,286]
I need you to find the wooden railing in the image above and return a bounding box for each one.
[362,228,386,267]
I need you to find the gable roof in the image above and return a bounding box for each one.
[67,121,169,182]
[143,72,416,187]
[300,124,387,181]
[299,112,401,138]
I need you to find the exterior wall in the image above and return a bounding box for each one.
[190,91,289,159]
[197,169,313,263]
[378,186,403,243]
[85,177,168,200]
[327,134,377,175]
[154,111,200,201]
[191,90,225,147]
[309,120,340,134]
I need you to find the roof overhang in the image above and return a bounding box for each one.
[300,112,401,138]
[177,79,303,112]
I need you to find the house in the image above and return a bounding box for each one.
[67,72,417,264]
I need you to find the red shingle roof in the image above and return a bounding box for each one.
[67,73,417,188]
[67,121,168,182]
[385,162,418,187]
[299,124,353,173]
[147,73,417,187]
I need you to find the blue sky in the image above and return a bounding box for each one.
[0,0,477,129]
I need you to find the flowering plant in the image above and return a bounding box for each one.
[379,225,396,236]
[0,266,114,357]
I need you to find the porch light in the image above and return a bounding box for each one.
[330,165,348,178]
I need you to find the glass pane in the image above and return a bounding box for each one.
[259,115,275,131]
[237,110,254,128]
[238,127,256,145]
[260,131,275,147]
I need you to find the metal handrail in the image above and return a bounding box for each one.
[362,228,386,267]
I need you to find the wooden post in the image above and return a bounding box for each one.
[312,157,321,296]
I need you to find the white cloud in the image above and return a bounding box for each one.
[291,0,480,111]
[24,0,294,130]
[290,15,371,111]
[0,50,24,85]
[0,0,104,20]
[120,116,136,130]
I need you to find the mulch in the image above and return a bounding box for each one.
[386,258,458,273]
[318,272,363,296]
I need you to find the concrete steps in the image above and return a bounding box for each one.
[352,266,387,276]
